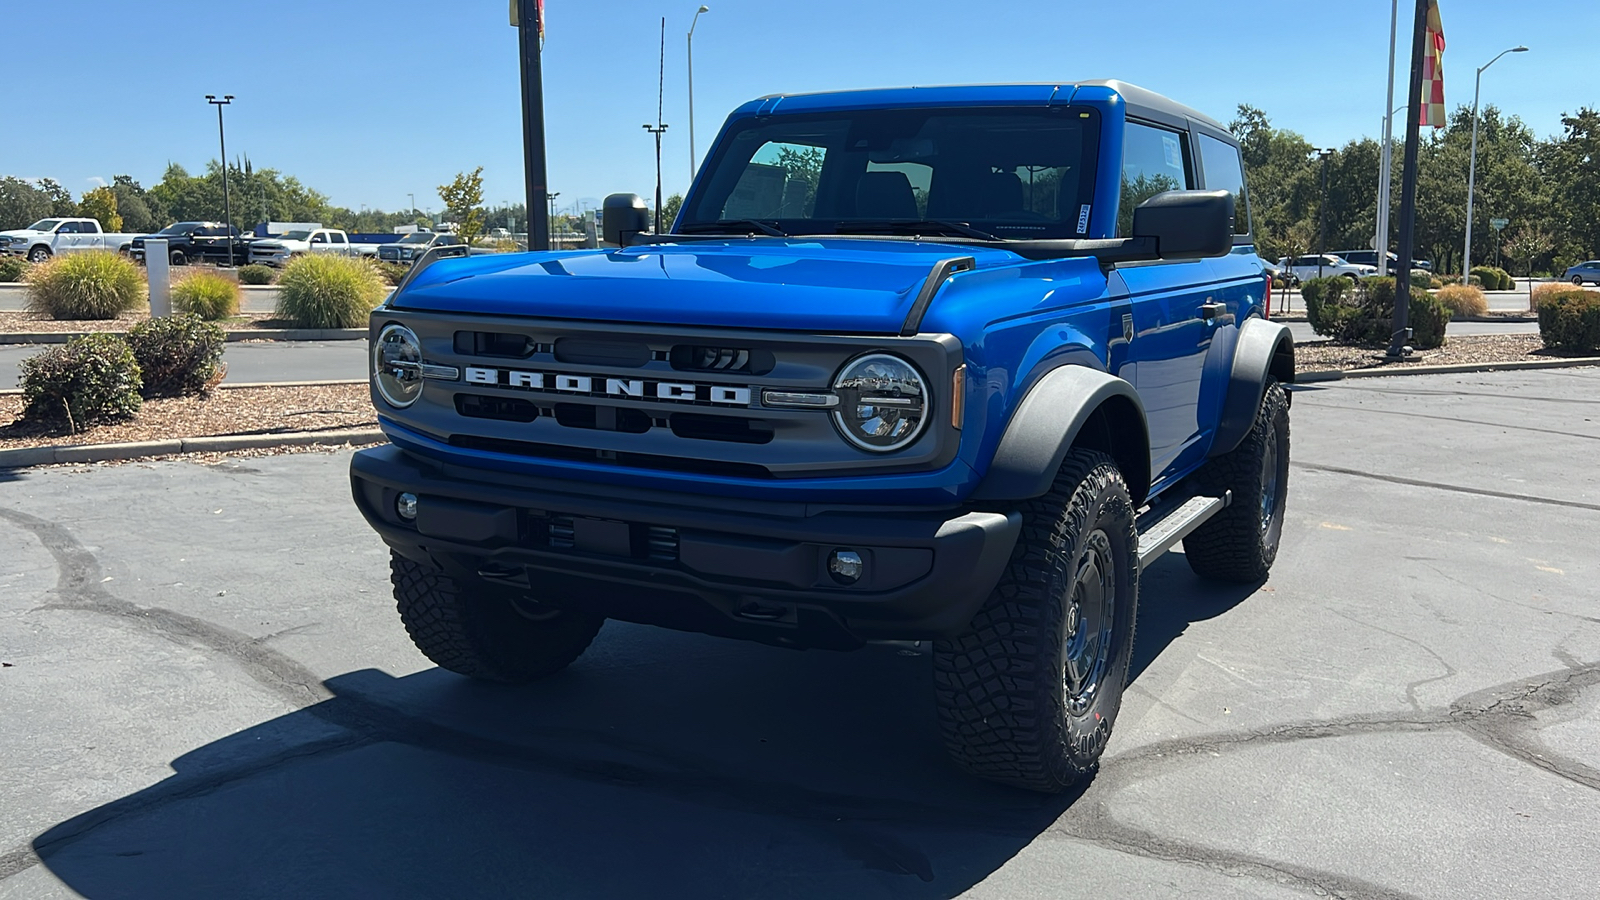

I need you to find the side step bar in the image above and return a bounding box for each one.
[1135,491,1231,570]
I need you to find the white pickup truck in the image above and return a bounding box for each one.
[1,217,140,262]
[247,228,379,267]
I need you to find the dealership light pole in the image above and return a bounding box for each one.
[688,5,709,181]
[514,0,551,250]
[1463,46,1528,279]
[205,95,235,265]
[1312,148,1334,279]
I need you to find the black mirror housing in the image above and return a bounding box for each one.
[1132,190,1235,260]
[602,193,650,247]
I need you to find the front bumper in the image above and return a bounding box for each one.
[351,444,1020,650]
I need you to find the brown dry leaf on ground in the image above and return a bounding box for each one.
[0,311,300,333]
[0,384,377,450]
[1294,334,1588,372]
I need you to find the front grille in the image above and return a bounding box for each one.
[448,434,775,479]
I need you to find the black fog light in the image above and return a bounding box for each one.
[828,549,864,585]
[396,492,418,521]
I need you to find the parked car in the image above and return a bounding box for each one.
[377,231,464,265]
[0,218,139,262]
[129,222,246,266]
[248,228,377,267]
[1563,261,1600,285]
[1280,254,1378,284]
[1335,250,1432,272]
[352,79,1294,793]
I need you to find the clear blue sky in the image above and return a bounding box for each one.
[3,0,1593,217]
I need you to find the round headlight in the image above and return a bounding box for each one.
[832,353,929,452]
[373,323,423,408]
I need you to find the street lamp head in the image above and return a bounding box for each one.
[698,5,709,11]
[205,94,215,100]
[1512,46,1529,52]
[224,94,234,100]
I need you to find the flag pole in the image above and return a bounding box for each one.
[1388,0,1431,359]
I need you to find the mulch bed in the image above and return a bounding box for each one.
[1294,333,1592,371]
[0,384,376,451]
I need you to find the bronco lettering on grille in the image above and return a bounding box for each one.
[459,367,752,406]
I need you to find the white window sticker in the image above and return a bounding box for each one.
[1077,204,1092,233]
[1162,133,1183,171]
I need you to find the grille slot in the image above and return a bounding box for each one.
[554,337,651,368]
[455,393,538,423]
[646,526,680,561]
[454,331,535,358]
[670,345,775,375]
[448,435,774,479]
[548,515,576,549]
[552,403,652,434]
[668,413,774,444]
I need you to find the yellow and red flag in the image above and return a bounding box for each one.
[1420,0,1447,128]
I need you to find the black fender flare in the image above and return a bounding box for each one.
[972,366,1150,506]
[1211,317,1295,458]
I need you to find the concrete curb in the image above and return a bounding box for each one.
[1298,355,1600,383]
[0,328,366,345]
[0,427,384,470]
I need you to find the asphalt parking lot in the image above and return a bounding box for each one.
[2,368,1598,899]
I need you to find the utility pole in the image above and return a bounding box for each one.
[1375,0,1399,277]
[644,17,669,234]
[1313,148,1333,280]
[1463,46,1529,280]
[205,95,235,265]
[514,0,551,250]
[688,5,710,181]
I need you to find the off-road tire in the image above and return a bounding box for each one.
[933,449,1139,793]
[1183,379,1290,582]
[390,552,604,683]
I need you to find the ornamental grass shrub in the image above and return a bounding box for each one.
[171,270,240,320]
[0,256,27,283]
[237,264,275,285]
[1536,288,1600,353]
[372,261,408,286]
[23,251,145,320]
[1530,281,1574,310]
[125,314,227,398]
[19,333,142,431]
[1434,283,1489,317]
[274,254,386,328]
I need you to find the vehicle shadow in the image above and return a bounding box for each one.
[30,628,1086,899]
[1130,551,1261,684]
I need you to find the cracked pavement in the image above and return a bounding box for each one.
[2,368,1598,899]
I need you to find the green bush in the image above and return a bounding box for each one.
[125,314,227,398]
[1469,266,1513,291]
[1537,289,1600,353]
[0,256,26,283]
[19,333,143,430]
[1408,293,1451,350]
[237,264,275,285]
[1302,276,1358,339]
[171,271,240,320]
[1409,271,1433,290]
[274,254,386,328]
[23,251,145,320]
[372,261,409,286]
[1307,276,1451,349]
[1489,267,1514,290]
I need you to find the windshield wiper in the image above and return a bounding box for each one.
[677,219,789,237]
[843,219,1004,242]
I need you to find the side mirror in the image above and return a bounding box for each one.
[1132,190,1235,260]
[602,193,650,247]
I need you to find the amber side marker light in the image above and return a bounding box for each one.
[951,364,966,430]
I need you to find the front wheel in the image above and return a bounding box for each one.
[1575,276,1586,286]
[934,449,1139,793]
[1183,380,1291,582]
[27,246,50,263]
[390,552,604,683]
[170,250,187,266]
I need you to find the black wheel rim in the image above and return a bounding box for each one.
[1063,530,1116,717]
[1259,424,1281,534]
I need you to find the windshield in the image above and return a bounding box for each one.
[277,231,311,241]
[158,223,196,235]
[25,219,61,232]
[397,233,434,244]
[680,107,1100,241]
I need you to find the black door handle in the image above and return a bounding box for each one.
[1197,302,1225,320]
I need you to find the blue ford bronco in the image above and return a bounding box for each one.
[351,80,1294,792]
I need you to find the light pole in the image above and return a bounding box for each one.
[1312,148,1334,279]
[1463,46,1528,279]
[1376,103,1405,276]
[408,193,416,223]
[687,5,709,182]
[548,191,561,243]
[205,94,235,265]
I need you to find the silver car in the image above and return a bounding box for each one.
[1563,261,1600,285]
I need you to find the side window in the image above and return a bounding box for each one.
[58,222,80,234]
[1119,122,1192,236]
[330,232,347,244]
[1197,133,1250,236]
[310,232,327,244]
[723,141,825,219]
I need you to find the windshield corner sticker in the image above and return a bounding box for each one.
[1077,204,1092,233]
[1162,133,1183,171]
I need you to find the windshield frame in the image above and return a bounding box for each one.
[396,233,435,244]
[24,219,61,232]
[277,230,312,242]
[677,105,1102,243]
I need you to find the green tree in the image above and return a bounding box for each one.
[0,176,56,230]
[1541,107,1600,267]
[77,186,122,232]
[1502,223,1553,284]
[438,167,486,246]
[660,193,684,227]
[110,175,162,234]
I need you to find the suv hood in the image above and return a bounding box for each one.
[392,239,1023,333]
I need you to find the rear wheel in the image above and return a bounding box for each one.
[390,552,604,683]
[1183,380,1290,582]
[1576,275,1586,285]
[934,449,1139,793]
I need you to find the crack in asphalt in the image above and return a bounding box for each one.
[1301,401,1600,443]
[1294,462,1600,512]
[3,503,1598,900]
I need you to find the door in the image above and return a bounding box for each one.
[1117,121,1218,485]
[309,231,330,255]
[55,221,83,253]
